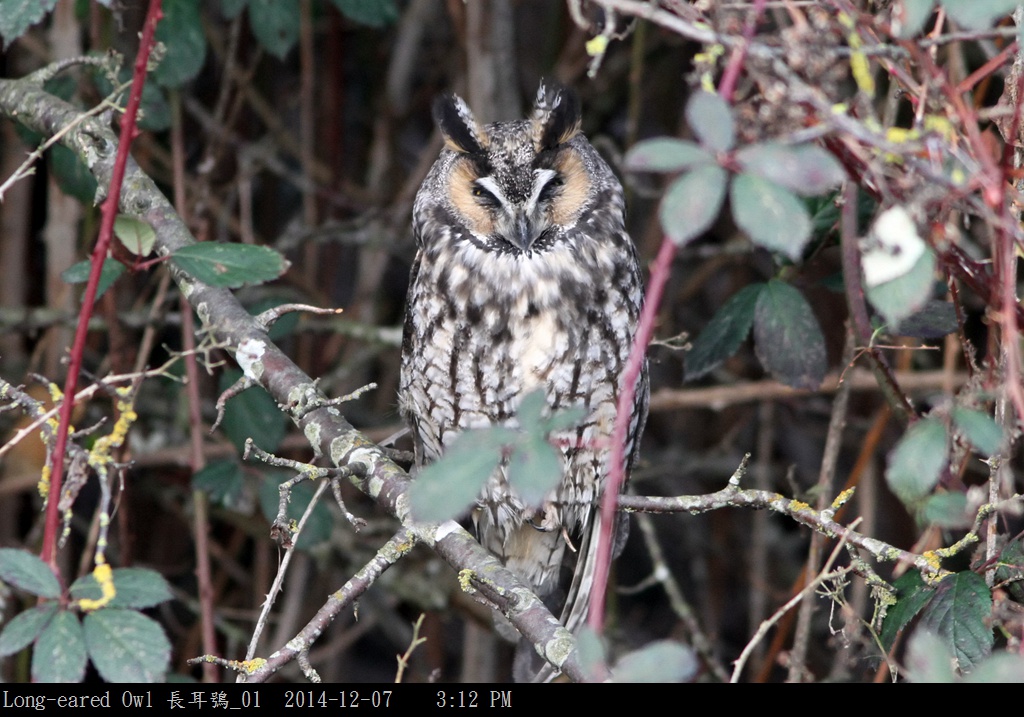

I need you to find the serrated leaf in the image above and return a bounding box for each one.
[247,0,299,59]
[611,641,698,683]
[624,138,713,173]
[866,249,936,327]
[153,0,207,87]
[995,540,1024,603]
[409,428,516,522]
[659,165,728,247]
[0,548,61,598]
[70,568,173,610]
[33,611,86,683]
[904,630,957,683]
[0,604,57,657]
[171,243,289,288]
[892,300,957,338]
[218,369,287,454]
[50,143,98,203]
[507,435,562,507]
[258,474,332,549]
[736,143,845,196]
[941,0,1019,31]
[731,173,812,259]
[114,215,156,256]
[885,418,948,505]
[920,571,993,673]
[61,258,127,304]
[685,92,734,152]
[752,280,826,389]
[0,0,58,47]
[895,0,937,38]
[920,492,969,528]
[83,609,170,682]
[686,283,764,380]
[952,407,1003,456]
[880,570,935,649]
[192,459,246,507]
[330,0,399,27]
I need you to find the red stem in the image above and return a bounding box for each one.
[588,238,676,632]
[718,0,767,102]
[41,0,164,566]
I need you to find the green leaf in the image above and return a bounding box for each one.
[920,492,969,528]
[220,0,248,19]
[575,627,608,682]
[507,434,562,507]
[892,300,957,338]
[611,641,698,683]
[685,91,734,152]
[70,568,173,610]
[994,539,1024,603]
[50,143,98,203]
[247,0,299,59]
[904,630,956,683]
[752,279,826,389]
[624,138,713,173]
[895,0,937,37]
[686,283,764,380]
[83,609,170,682]
[920,571,993,673]
[192,459,246,507]
[171,243,289,288]
[735,143,845,196]
[330,0,399,27]
[0,0,58,47]
[515,389,548,426]
[941,0,1019,30]
[0,548,61,598]
[659,165,728,247]
[219,369,288,454]
[731,173,812,260]
[951,407,1003,456]
[885,418,948,505]
[153,0,207,87]
[538,405,587,434]
[61,258,127,304]
[866,249,936,327]
[33,611,86,683]
[409,428,516,522]
[258,474,333,549]
[0,604,57,657]
[114,215,157,256]
[880,571,934,650]
[964,653,1024,683]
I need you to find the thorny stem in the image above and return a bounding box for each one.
[590,237,676,632]
[41,0,164,566]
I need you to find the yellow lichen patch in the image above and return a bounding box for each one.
[458,569,475,592]
[831,487,856,511]
[788,499,811,513]
[76,561,117,612]
[239,658,267,674]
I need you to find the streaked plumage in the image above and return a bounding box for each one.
[399,81,648,646]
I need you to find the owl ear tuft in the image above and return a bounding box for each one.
[531,80,581,152]
[434,93,488,154]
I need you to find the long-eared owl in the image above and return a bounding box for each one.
[399,81,648,637]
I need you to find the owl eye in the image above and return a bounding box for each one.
[472,184,499,207]
[538,175,564,202]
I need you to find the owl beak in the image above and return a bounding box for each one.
[511,211,535,252]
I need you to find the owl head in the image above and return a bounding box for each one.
[415,81,622,255]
